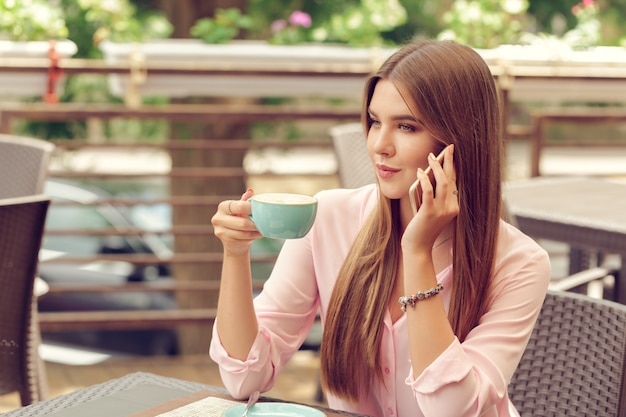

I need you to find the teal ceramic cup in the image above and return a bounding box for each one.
[249,193,318,239]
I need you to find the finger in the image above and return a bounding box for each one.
[443,144,459,199]
[428,151,450,198]
[219,200,240,217]
[220,227,263,241]
[443,144,457,184]
[241,188,254,201]
[224,199,253,217]
[428,151,445,178]
[417,168,433,202]
[213,212,261,236]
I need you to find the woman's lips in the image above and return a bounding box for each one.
[376,164,400,179]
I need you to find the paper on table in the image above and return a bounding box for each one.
[156,396,241,417]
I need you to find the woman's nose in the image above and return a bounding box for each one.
[369,128,394,156]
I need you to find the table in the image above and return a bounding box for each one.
[504,176,626,302]
[1,372,367,417]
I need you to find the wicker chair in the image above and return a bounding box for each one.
[0,134,55,199]
[329,122,375,189]
[0,194,51,406]
[0,135,54,407]
[509,290,626,417]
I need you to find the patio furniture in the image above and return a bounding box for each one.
[0,134,55,198]
[0,194,51,406]
[528,107,626,177]
[504,177,626,302]
[0,135,55,405]
[0,371,368,417]
[329,122,375,189]
[509,290,626,416]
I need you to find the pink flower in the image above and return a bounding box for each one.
[271,19,287,34]
[288,10,312,28]
[572,0,594,15]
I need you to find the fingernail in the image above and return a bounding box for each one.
[242,188,254,199]
[428,152,435,160]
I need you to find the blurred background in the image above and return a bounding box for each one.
[1,0,625,374]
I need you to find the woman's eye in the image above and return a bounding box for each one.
[369,118,381,127]
[399,124,415,132]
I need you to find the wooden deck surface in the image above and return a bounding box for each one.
[0,351,324,414]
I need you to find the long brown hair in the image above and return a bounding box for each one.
[320,39,503,402]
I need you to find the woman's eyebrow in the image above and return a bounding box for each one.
[368,108,419,122]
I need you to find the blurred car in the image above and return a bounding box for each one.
[38,179,179,356]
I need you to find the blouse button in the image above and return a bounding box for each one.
[384,367,390,374]
[387,407,394,415]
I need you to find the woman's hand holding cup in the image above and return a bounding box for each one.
[212,189,318,256]
[211,188,263,256]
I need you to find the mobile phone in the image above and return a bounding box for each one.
[409,147,447,214]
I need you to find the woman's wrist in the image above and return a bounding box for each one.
[403,249,438,287]
[402,248,433,267]
[223,244,253,258]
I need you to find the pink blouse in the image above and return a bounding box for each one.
[209,184,551,417]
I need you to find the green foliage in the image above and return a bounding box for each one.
[190,8,253,44]
[66,0,172,57]
[563,0,601,48]
[438,0,531,48]
[0,0,68,40]
[246,0,358,40]
[266,10,312,45]
[385,0,446,44]
[234,0,407,47]
[1,0,172,140]
[441,0,625,49]
[527,0,578,35]
[521,0,602,49]
[0,0,172,57]
[309,0,408,46]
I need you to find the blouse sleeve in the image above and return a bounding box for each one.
[208,233,320,399]
[406,223,552,416]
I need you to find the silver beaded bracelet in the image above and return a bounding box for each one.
[398,283,444,312]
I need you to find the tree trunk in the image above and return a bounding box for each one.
[154,0,250,355]
[169,104,250,356]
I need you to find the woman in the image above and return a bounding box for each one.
[209,39,551,417]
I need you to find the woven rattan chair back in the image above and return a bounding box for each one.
[0,194,50,406]
[0,135,54,407]
[0,135,55,199]
[329,123,376,189]
[509,290,626,416]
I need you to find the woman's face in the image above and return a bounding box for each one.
[367,79,440,202]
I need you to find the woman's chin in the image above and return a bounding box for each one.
[378,184,409,201]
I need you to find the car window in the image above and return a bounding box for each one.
[43,200,115,256]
